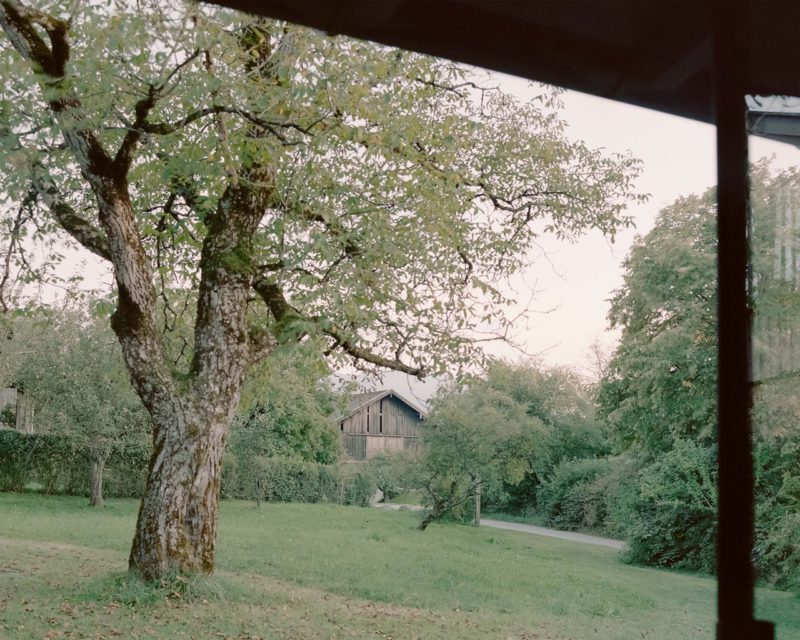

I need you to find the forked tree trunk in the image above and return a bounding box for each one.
[89,457,105,508]
[0,0,270,583]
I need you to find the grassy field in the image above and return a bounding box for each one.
[1,493,798,639]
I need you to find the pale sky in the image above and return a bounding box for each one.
[381,78,800,404]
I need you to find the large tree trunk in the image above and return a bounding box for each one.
[128,409,232,579]
[89,456,105,508]
[126,173,267,579]
[0,2,270,582]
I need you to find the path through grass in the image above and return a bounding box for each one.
[1,493,798,639]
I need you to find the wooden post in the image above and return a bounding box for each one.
[714,3,773,638]
[474,475,481,527]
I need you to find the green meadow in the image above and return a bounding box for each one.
[1,493,797,639]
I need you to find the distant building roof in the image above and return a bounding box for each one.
[338,389,427,421]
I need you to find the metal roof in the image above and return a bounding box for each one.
[208,0,800,125]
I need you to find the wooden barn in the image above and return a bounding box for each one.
[338,389,425,461]
[0,387,33,433]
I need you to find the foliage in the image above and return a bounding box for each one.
[230,346,342,465]
[0,428,149,497]
[0,0,645,575]
[596,193,721,567]
[412,360,606,527]
[536,456,615,531]
[415,361,554,527]
[0,310,151,502]
[0,1,644,379]
[488,362,607,512]
[597,165,800,584]
[221,456,374,507]
[618,440,718,572]
[598,189,718,454]
[0,403,14,427]
[754,430,800,592]
[365,450,419,502]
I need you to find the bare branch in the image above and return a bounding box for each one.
[30,164,111,261]
[252,276,424,377]
[0,191,32,312]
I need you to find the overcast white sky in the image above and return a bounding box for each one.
[381,77,800,404]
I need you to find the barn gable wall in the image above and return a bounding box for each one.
[339,392,423,460]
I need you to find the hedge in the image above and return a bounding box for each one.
[222,455,374,507]
[1,429,375,508]
[0,429,149,497]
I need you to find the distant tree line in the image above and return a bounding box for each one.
[402,162,800,594]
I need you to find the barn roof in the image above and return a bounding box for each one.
[339,389,427,421]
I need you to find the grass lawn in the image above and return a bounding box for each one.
[1,493,798,639]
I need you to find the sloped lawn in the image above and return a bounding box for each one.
[1,493,797,639]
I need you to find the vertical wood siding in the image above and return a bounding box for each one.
[340,394,423,459]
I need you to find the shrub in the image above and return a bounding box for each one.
[222,455,374,507]
[754,438,800,592]
[0,429,148,498]
[616,441,717,572]
[536,457,614,531]
[365,451,420,502]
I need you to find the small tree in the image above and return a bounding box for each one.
[417,369,548,529]
[3,311,150,506]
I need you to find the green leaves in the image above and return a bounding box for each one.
[0,309,151,458]
[0,1,644,385]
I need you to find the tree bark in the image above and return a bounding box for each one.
[89,456,105,508]
[127,174,268,580]
[418,481,459,531]
[128,406,232,579]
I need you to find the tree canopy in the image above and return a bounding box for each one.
[596,163,800,583]
[416,360,601,528]
[0,0,644,578]
[1,310,150,505]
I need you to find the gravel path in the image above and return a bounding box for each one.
[480,518,625,549]
[372,503,625,549]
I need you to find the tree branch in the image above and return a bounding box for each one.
[0,0,113,179]
[30,164,112,261]
[0,192,32,312]
[252,277,425,377]
[138,105,314,144]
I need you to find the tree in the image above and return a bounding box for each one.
[0,1,642,578]
[485,361,607,512]
[597,163,800,580]
[229,345,341,465]
[2,310,150,506]
[416,362,550,529]
[598,188,718,455]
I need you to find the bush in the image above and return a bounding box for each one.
[616,441,717,573]
[755,507,800,593]
[0,429,149,498]
[222,455,374,507]
[536,457,614,531]
[754,438,800,592]
[365,451,420,502]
